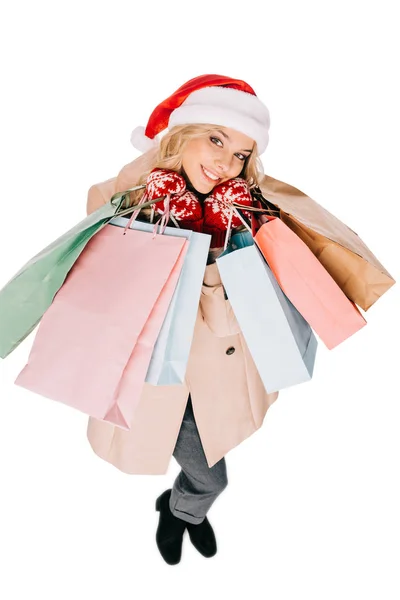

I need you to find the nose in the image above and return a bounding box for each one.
[214,153,232,174]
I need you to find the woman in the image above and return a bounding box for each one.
[86,75,278,565]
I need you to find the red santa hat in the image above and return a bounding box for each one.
[130,74,271,155]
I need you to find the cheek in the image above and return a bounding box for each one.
[181,152,194,175]
[182,141,202,171]
[230,162,245,178]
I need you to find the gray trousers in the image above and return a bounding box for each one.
[169,395,228,525]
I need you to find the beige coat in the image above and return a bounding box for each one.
[86,150,279,474]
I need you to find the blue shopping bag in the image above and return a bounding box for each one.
[110,216,211,385]
[219,229,254,257]
[217,244,317,393]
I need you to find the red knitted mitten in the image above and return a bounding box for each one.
[145,168,186,199]
[203,178,253,247]
[145,169,203,227]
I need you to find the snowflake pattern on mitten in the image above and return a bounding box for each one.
[146,169,186,199]
[203,178,253,230]
[145,169,202,223]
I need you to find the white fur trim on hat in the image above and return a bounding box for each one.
[130,126,159,153]
[168,87,270,153]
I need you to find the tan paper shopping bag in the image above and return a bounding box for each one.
[258,175,395,310]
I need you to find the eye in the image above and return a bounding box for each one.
[210,136,223,147]
[210,136,248,162]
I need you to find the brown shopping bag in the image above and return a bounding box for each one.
[257,175,395,310]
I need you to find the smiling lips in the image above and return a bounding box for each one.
[201,165,221,183]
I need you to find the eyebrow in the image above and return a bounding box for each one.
[215,129,253,154]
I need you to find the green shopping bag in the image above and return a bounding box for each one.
[0,186,144,358]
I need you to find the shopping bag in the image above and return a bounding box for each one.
[0,187,142,359]
[216,244,318,393]
[218,229,255,256]
[253,216,367,349]
[257,176,395,310]
[110,217,211,384]
[15,223,188,429]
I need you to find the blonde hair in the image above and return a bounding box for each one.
[126,124,264,220]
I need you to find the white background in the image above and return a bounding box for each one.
[0,1,399,598]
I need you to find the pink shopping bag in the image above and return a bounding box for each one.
[254,216,366,349]
[15,224,188,428]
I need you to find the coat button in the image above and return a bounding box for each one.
[226,346,235,355]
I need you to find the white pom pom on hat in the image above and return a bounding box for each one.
[130,74,271,154]
[130,125,159,153]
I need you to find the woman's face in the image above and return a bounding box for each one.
[181,127,255,194]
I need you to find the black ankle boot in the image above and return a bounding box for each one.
[186,517,217,558]
[155,489,187,565]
